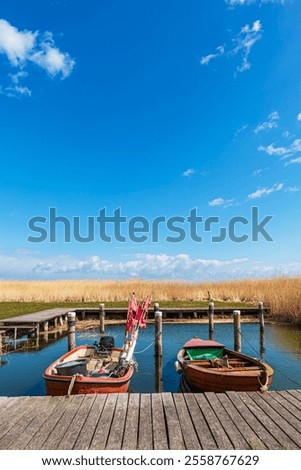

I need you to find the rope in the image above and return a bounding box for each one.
[134,332,162,354]
[239,329,301,388]
[67,373,80,396]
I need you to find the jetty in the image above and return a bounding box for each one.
[0,390,300,450]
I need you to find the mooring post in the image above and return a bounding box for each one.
[208,302,215,338]
[68,311,76,351]
[233,310,241,352]
[99,303,105,336]
[154,303,163,393]
[0,332,3,365]
[258,301,265,356]
[258,301,265,332]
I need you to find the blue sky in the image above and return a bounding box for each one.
[0,0,301,280]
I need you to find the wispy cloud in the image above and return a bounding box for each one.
[284,157,301,166]
[200,45,225,66]
[226,0,289,5]
[208,197,235,207]
[258,138,301,165]
[258,143,291,157]
[252,167,269,176]
[248,182,284,199]
[297,113,301,121]
[255,111,279,133]
[200,20,263,75]
[0,18,75,97]
[233,20,263,74]
[182,168,196,177]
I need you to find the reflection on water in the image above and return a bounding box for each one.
[0,323,301,396]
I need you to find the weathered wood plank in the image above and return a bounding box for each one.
[283,390,301,410]
[8,397,62,450]
[204,392,249,450]
[138,394,153,450]
[106,394,129,450]
[90,394,118,450]
[239,392,297,450]
[161,393,185,450]
[246,392,301,449]
[73,394,107,450]
[0,397,35,447]
[122,394,140,450]
[195,393,233,449]
[27,396,71,449]
[216,392,266,450]
[0,397,26,418]
[41,395,85,450]
[57,394,96,450]
[267,392,301,427]
[151,394,169,450]
[226,391,281,450]
[277,391,301,415]
[0,397,47,449]
[173,393,200,450]
[183,393,217,449]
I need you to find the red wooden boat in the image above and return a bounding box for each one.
[176,337,274,393]
[43,344,134,395]
[43,294,151,396]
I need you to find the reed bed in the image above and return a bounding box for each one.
[0,277,300,323]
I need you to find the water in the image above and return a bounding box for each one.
[0,323,301,396]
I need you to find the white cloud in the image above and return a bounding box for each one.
[297,113,301,121]
[30,32,75,78]
[255,111,279,133]
[0,18,75,97]
[208,197,235,207]
[248,182,284,199]
[200,20,263,74]
[226,0,289,5]
[200,45,225,66]
[252,167,269,176]
[182,168,196,177]
[233,20,263,74]
[285,157,301,166]
[0,19,37,66]
[1,249,301,280]
[258,138,301,162]
[258,143,290,157]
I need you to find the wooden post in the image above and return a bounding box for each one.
[258,302,265,356]
[208,302,214,339]
[233,310,241,352]
[99,303,105,336]
[0,332,2,365]
[53,317,58,328]
[258,302,265,332]
[68,311,76,351]
[155,307,163,393]
[43,321,49,333]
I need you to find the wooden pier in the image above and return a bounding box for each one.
[0,306,268,338]
[0,390,300,450]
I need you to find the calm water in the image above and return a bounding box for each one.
[0,323,301,396]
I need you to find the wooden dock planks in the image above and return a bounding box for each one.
[0,391,300,450]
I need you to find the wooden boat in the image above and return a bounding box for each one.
[43,342,134,396]
[44,294,151,396]
[176,337,274,393]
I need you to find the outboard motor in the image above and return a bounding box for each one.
[97,335,115,351]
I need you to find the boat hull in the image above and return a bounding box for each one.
[43,345,134,396]
[177,348,274,393]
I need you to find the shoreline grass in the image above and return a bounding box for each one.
[0,277,300,324]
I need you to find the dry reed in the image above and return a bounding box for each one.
[0,277,300,323]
